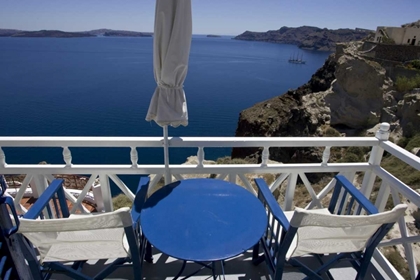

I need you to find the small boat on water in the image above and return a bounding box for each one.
[288,52,306,64]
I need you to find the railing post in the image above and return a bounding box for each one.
[31,175,48,199]
[360,123,390,198]
[197,147,205,167]
[163,126,171,185]
[62,147,72,167]
[130,147,138,168]
[228,173,236,184]
[284,173,298,211]
[0,147,6,168]
[98,174,113,212]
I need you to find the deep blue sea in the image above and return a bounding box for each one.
[0,35,330,192]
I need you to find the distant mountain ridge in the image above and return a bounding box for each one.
[0,28,153,38]
[84,29,152,37]
[234,26,373,51]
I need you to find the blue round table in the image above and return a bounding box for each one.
[141,178,267,276]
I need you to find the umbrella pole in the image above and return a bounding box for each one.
[163,125,171,185]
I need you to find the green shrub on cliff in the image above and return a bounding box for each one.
[407,59,420,70]
[216,156,250,164]
[112,194,132,209]
[381,133,420,188]
[395,75,420,92]
[324,127,340,137]
[405,133,420,152]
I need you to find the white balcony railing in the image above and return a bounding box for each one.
[1,122,420,279]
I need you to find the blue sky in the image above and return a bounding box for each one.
[0,0,419,35]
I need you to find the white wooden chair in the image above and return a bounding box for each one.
[253,175,407,280]
[16,177,150,280]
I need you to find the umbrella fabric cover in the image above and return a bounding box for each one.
[146,0,192,128]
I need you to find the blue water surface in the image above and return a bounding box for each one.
[0,36,330,192]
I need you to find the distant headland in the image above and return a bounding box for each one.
[234,26,373,51]
[0,28,153,38]
[207,34,222,38]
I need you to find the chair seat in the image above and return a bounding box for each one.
[42,228,129,263]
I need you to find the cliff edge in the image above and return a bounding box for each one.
[232,41,420,164]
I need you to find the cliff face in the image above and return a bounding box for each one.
[231,54,336,162]
[232,41,420,164]
[234,26,371,51]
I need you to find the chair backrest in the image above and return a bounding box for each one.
[287,204,407,259]
[18,207,133,263]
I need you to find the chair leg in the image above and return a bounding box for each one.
[145,241,153,263]
[252,241,265,265]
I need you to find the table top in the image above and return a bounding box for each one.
[140,178,267,262]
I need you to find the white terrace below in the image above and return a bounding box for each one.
[1,123,420,279]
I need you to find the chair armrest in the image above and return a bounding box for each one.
[254,178,290,230]
[329,175,378,215]
[23,179,67,220]
[131,176,150,225]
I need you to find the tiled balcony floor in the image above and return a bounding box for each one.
[49,248,384,280]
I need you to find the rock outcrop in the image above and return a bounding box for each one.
[234,26,372,51]
[325,49,393,128]
[232,41,420,164]
[231,54,336,163]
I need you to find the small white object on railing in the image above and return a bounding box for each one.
[0,147,6,167]
[261,147,269,167]
[322,146,331,166]
[197,147,205,167]
[130,147,138,168]
[62,147,72,167]
[376,122,390,140]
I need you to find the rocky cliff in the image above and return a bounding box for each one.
[232,41,420,164]
[234,26,372,51]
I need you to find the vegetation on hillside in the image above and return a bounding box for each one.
[112,193,132,209]
[380,134,420,188]
[406,60,420,71]
[395,75,420,92]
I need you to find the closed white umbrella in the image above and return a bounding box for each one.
[146,0,192,184]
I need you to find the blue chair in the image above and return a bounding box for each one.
[252,175,407,280]
[16,177,150,280]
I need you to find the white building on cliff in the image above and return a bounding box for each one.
[374,26,420,45]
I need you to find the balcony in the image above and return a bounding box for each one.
[1,122,420,279]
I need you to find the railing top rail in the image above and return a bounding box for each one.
[380,141,420,171]
[0,136,379,148]
[0,163,371,175]
[0,137,164,147]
